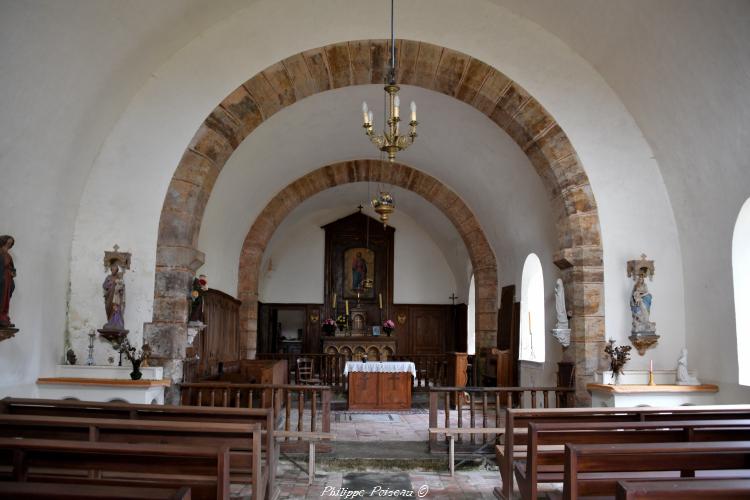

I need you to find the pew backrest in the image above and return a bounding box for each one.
[498,404,750,500]
[564,440,750,500]
[0,437,231,500]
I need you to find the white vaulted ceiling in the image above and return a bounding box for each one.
[0,0,747,393]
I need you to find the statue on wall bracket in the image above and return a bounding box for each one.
[627,254,659,355]
[551,278,571,348]
[98,245,131,350]
[0,235,18,341]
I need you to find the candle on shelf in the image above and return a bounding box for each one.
[379,293,383,309]
[345,300,349,315]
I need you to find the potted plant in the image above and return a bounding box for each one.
[383,319,395,337]
[322,318,336,336]
[604,339,632,385]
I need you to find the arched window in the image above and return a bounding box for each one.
[520,253,545,362]
[733,197,750,385]
[467,275,476,355]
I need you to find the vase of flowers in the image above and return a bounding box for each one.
[383,319,395,337]
[336,314,347,333]
[322,318,336,336]
[604,339,632,385]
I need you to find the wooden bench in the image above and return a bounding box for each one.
[497,404,750,499]
[0,482,192,499]
[0,413,266,499]
[515,419,750,499]
[564,440,750,499]
[616,478,750,499]
[0,437,230,500]
[0,397,277,496]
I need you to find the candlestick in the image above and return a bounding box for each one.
[648,359,655,386]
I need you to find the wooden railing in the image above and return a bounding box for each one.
[257,352,476,392]
[257,353,348,391]
[180,382,331,437]
[390,354,450,389]
[428,385,575,451]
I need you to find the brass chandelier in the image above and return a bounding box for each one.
[361,0,418,163]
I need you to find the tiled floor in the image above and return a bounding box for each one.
[237,408,513,499]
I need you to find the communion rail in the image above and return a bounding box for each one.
[179,382,331,439]
[428,385,576,452]
[257,352,478,392]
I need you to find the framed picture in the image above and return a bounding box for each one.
[343,247,375,299]
[371,326,381,337]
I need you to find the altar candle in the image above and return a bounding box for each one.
[333,293,337,308]
[650,359,653,372]
[345,300,349,315]
[379,293,383,309]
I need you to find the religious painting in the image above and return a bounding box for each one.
[343,247,375,299]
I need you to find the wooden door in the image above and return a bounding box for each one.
[411,306,445,354]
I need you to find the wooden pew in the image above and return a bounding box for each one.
[564,440,750,499]
[497,404,750,499]
[516,419,750,500]
[616,478,750,499]
[0,414,265,499]
[0,397,277,497]
[0,437,230,500]
[0,482,192,499]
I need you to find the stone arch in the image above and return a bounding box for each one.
[147,39,603,402]
[237,160,498,357]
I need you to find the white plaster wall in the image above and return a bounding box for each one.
[0,0,248,392]
[252,186,461,305]
[67,0,683,374]
[0,0,699,396]
[493,0,750,397]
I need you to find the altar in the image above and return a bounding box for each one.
[588,370,719,407]
[36,365,170,404]
[344,361,415,410]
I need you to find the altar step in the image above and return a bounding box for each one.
[281,440,493,472]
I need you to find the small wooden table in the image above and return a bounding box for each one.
[345,361,415,410]
[587,383,719,407]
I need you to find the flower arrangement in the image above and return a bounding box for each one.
[604,338,632,384]
[383,319,395,336]
[335,314,347,332]
[322,318,336,336]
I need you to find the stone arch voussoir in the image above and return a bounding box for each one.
[237,160,498,358]
[148,39,604,405]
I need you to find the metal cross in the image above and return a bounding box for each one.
[449,293,458,305]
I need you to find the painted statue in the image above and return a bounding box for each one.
[189,274,208,323]
[675,348,700,385]
[103,259,126,330]
[554,278,569,330]
[630,273,655,334]
[0,235,16,328]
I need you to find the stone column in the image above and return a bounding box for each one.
[143,244,204,403]
[555,247,605,406]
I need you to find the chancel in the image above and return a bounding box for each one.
[2,0,750,498]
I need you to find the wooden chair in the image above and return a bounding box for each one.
[296,357,321,385]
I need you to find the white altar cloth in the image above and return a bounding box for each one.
[344,361,416,378]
